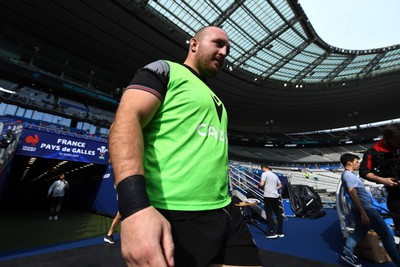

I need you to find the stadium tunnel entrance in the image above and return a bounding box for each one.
[0,125,118,216]
[1,155,110,212]
[0,118,119,252]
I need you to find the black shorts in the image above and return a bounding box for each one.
[50,196,64,206]
[158,201,261,267]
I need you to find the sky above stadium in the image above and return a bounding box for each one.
[299,0,400,50]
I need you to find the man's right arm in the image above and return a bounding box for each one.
[48,182,55,196]
[365,172,399,187]
[257,173,266,189]
[109,89,174,267]
[109,89,160,180]
[360,149,399,187]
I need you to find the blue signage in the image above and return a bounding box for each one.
[16,128,109,164]
[92,164,118,215]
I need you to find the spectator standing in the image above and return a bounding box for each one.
[47,173,69,220]
[257,163,284,239]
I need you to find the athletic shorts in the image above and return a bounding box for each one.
[51,196,64,206]
[158,201,261,267]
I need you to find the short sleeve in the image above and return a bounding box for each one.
[342,171,359,188]
[124,60,170,101]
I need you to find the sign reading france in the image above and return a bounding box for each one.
[16,128,109,164]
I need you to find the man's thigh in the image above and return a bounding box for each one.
[159,203,261,267]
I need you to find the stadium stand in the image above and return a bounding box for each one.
[87,105,115,124]
[229,144,368,163]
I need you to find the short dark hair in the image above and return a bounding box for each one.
[340,153,360,167]
[383,124,400,140]
[261,162,270,170]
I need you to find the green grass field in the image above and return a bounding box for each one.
[0,207,119,253]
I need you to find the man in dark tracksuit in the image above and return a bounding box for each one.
[359,124,400,233]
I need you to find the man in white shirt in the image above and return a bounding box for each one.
[257,163,284,239]
[48,173,69,220]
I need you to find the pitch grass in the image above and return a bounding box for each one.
[0,206,119,254]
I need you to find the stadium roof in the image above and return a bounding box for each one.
[1,0,400,134]
[147,0,400,84]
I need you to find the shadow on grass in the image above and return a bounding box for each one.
[0,206,119,254]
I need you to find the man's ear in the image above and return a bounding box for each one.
[190,38,198,53]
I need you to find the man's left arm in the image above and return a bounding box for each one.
[277,182,282,191]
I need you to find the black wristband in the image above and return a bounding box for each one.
[117,174,151,221]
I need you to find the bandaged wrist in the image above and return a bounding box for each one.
[117,174,151,220]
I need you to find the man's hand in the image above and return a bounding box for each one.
[120,206,175,267]
[380,177,400,187]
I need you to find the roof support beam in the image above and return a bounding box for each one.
[266,0,308,42]
[358,52,387,79]
[322,56,356,83]
[211,0,245,27]
[234,17,299,69]
[138,0,149,9]
[291,52,329,83]
[262,41,309,80]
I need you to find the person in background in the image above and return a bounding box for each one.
[340,153,400,267]
[257,163,284,239]
[109,26,261,266]
[104,211,121,244]
[359,124,400,234]
[47,173,69,220]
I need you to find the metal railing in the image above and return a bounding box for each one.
[0,122,23,170]
[229,164,263,201]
